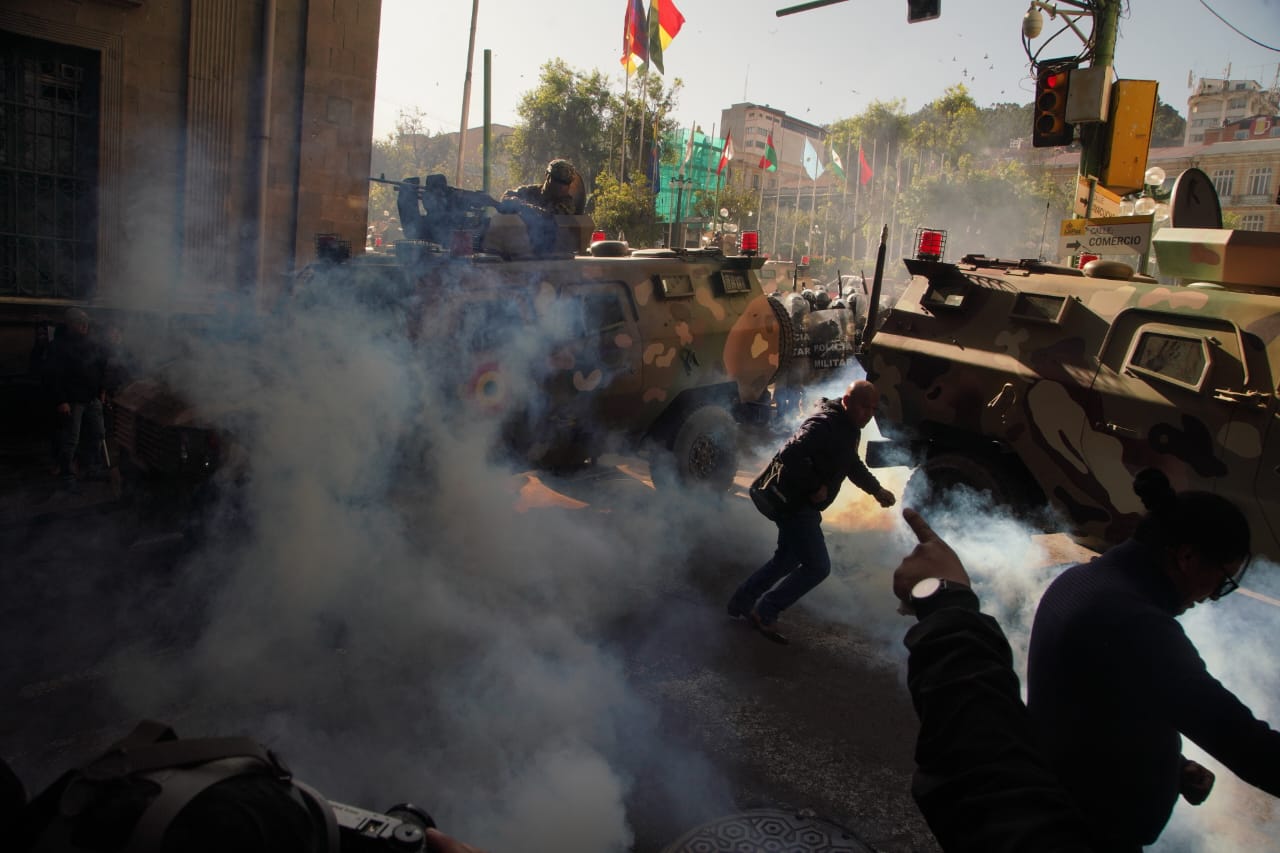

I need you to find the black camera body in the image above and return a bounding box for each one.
[330,800,436,852]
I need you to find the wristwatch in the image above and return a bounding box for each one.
[909,577,969,605]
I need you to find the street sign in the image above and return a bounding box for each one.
[1073,175,1125,218]
[1058,215,1153,261]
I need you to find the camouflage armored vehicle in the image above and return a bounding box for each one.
[862,226,1280,563]
[105,175,864,495]
[292,174,866,491]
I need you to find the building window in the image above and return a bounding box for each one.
[1246,167,1272,196]
[1229,98,1246,109]
[1212,169,1234,197]
[1238,214,1264,231]
[0,31,100,299]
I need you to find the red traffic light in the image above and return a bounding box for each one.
[1033,62,1076,148]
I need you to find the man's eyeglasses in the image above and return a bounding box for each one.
[1210,555,1251,601]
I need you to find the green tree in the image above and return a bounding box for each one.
[1151,97,1187,147]
[506,60,682,203]
[507,60,616,187]
[368,109,459,234]
[688,184,757,224]
[973,102,1035,152]
[898,160,1071,259]
[907,85,981,170]
[590,171,661,246]
[609,73,683,185]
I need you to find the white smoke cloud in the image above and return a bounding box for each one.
[99,263,755,852]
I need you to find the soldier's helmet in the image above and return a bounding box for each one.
[543,159,586,214]
[546,159,575,185]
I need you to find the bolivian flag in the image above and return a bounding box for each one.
[647,0,685,75]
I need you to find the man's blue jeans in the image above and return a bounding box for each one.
[730,508,831,625]
[57,399,105,479]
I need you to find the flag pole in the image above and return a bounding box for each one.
[771,127,784,256]
[850,139,860,263]
[809,160,818,255]
[791,171,802,267]
[620,67,632,180]
[635,65,651,181]
[454,0,481,186]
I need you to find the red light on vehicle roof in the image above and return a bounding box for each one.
[740,231,759,254]
[916,229,945,260]
[591,230,607,243]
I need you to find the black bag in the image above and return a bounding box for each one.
[749,457,791,521]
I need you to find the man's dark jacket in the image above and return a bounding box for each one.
[47,331,106,405]
[906,590,1099,852]
[773,398,881,513]
[1027,539,1280,847]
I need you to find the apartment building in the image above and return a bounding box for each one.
[1184,76,1280,145]
[718,103,833,198]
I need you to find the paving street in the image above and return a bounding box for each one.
[3,433,1278,852]
[0,429,945,852]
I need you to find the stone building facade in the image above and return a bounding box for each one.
[0,0,382,324]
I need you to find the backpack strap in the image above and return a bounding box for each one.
[293,779,340,853]
[80,737,284,781]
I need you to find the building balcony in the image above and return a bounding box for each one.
[1223,194,1274,206]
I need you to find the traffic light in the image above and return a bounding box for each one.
[907,0,941,22]
[1033,64,1075,147]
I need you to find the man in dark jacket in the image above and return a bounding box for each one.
[1027,470,1280,850]
[728,379,895,643]
[47,307,108,491]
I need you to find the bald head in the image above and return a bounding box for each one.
[843,380,879,428]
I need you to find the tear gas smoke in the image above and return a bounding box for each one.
[96,265,757,851]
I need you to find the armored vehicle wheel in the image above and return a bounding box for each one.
[654,405,740,492]
[905,451,1021,512]
[765,294,797,375]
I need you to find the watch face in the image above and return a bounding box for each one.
[911,577,944,600]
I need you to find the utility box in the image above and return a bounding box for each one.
[1066,65,1112,123]
[1101,79,1158,195]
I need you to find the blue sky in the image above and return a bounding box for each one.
[373,0,1279,139]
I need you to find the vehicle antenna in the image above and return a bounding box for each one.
[1038,201,1050,261]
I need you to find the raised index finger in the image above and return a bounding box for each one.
[903,507,939,544]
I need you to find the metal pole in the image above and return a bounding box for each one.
[482,49,491,196]
[454,0,481,187]
[1079,0,1120,216]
